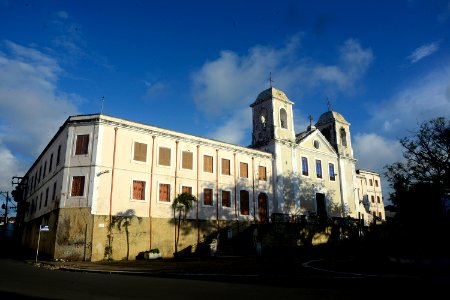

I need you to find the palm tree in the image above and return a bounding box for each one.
[172,192,196,257]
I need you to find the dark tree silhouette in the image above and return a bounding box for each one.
[172,192,197,257]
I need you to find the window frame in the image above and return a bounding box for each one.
[301,157,309,176]
[131,179,146,201]
[75,134,90,156]
[181,151,194,170]
[239,190,250,215]
[328,163,336,181]
[221,158,231,176]
[132,141,148,163]
[158,182,171,203]
[315,159,322,179]
[258,166,267,181]
[221,190,232,208]
[203,188,213,206]
[240,162,248,178]
[70,176,85,197]
[203,155,214,173]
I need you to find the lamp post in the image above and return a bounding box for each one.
[0,191,9,224]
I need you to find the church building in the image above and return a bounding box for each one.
[17,86,384,261]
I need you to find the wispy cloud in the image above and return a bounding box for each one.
[191,36,373,144]
[407,41,440,63]
[0,41,79,191]
[143,80,168,99]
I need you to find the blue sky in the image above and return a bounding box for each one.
[0,0,449,208]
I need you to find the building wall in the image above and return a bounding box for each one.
[356,170,385,224]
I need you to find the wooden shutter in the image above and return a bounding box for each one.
[158,147,171,166]
[75,134,89,155]
[134,142,147,162]
[222,159,230,175]
[240,162,248,178]
[204,188,213,205]
[133,180,145,200]
[240,190,249,215]
[258,166,266,181]
[203,155,213,173]
[159,184,170,202]
[222,190,230,207]
[71,176,85,196]
[182,186,192,195]
[182,151,193,169]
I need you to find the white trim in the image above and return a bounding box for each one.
[130,178,147,202]
[131,140,150,165]
[157,181,172,204]
[220,189,233,209]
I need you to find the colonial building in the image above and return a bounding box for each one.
[17,86,383,261]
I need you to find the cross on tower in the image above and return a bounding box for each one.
[326,98,332,111]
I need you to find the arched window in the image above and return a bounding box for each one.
[340,128,347,147]
[280,108,288,129]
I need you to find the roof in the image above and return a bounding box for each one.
[250,87,294,107]
[316,111,350,126]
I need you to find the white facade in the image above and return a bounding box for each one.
[19,87,383,260]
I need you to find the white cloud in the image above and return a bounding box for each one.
[191,36,373,145]
[367,65,450,139]
[0,41,78,192]
[407,41,440,63]
[143,80,168,99]
[208,110,252,145]
[56,10,69,19]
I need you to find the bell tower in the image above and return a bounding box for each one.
[250,86,298,213]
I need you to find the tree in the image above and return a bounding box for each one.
[383,117,450,256]
[172,192,196,257]
[384,117,450,215]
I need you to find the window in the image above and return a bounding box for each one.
[301,157,309,176]
[52,181,57,201]
[221,158,230,175]
[329,163,336,181]
[240,162,248,178]
[378,212,382,218]
[376,196,380,203]
[49,153,53,172]
[133,142,147,162]
[71,176,85,196]
[158,147,171,166]
[39,192,42,210]
[182,186,192,195]
[375,180,379,187]
[56,145,61,165]
[369,179,373,186]
[280,108,288,129]
[371,195,375,203]
[182,151,193,170]
[43,161,47,178]
[240,190,249,215]
[159,183,170,202]
[316,160,322,179]
[259,166,266,181]
[340,128,347,147]
[38,166,42,183]
[203,188,213,206]
[132,180,146,200]
[45,187,49,207]
[75,134,89,155]
[203,155,213,173]
[222,190,231,207]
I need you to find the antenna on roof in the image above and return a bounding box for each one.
[100,96,105,114]
[269,72,274,88]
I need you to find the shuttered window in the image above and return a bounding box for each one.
[203,188,213,206]
[221,159,230,175]
[240,162,248,178]
[133,180,145,200]
[258,166,266,181]
[182,186,192,195]
[240,190,249,215]
[133,142,147,162]
[203,155,213,173]
[158,147,171,166]
[222,190,231,207]
[75,134,89,155]
[71,176,85,196]
[182,151,193,170]
[159,183,170,202]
